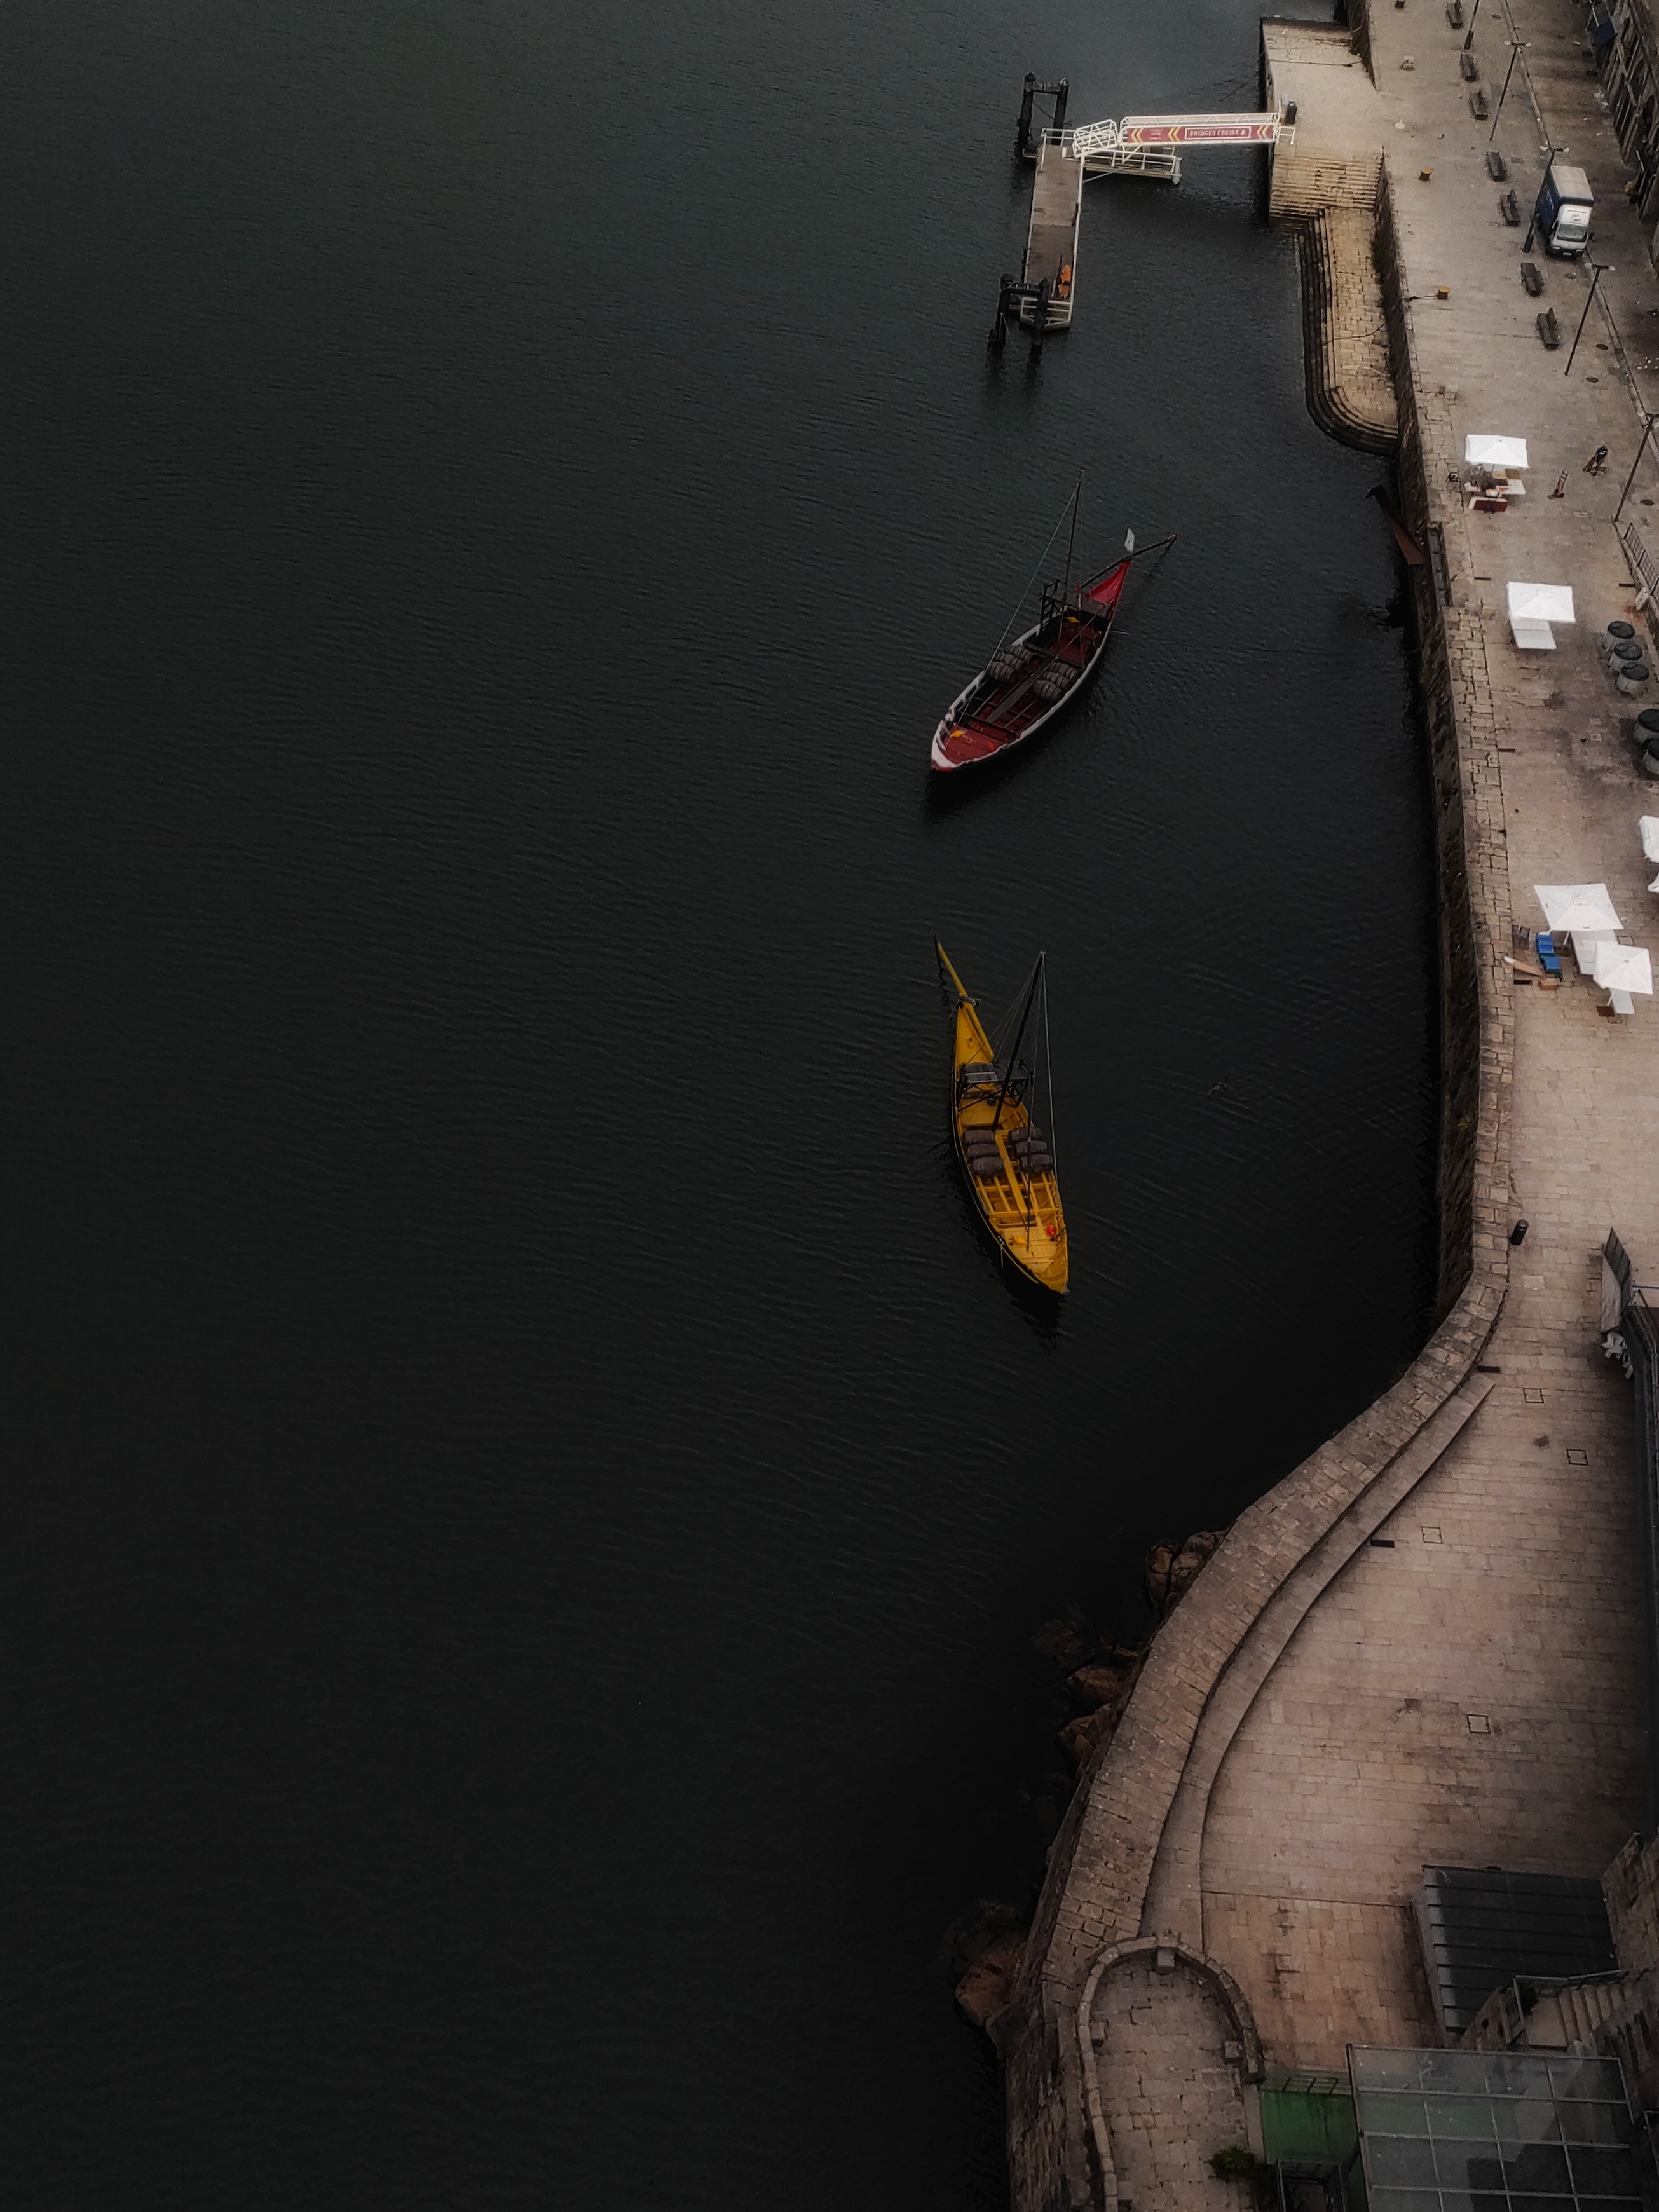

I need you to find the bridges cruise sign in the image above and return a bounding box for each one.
[1118,113,1283,144]
[1066,111,1287,158]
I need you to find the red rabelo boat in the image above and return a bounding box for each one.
[930,487,1172,773]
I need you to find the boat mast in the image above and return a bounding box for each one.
[936,939,973,1004]
[992,953,1044,1129]
[1062,473,1082,602]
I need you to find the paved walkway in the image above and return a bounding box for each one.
[1093,1953,1252,2211]
[1002,11,1659,2205]
[1190,0,1659,2079]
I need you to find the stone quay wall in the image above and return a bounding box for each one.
[1372,163,1515,1319]
[1295,207,1399,456]
[1264,24,1399,458]
[997,129,1520,2212]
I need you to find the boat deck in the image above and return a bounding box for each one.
[1020,138,1084,327]
[947,992,1068,1292]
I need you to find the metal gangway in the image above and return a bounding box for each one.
[1069,111,1290,177]
[993,87,1294,344]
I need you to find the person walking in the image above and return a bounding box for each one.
[1585,445,1610,475]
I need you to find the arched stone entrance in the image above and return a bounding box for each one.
[1078,1939,1264,2211]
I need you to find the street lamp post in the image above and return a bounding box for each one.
[1490,40,1529,141]
[1564,262,1613,378]
[1615,413,1659,524]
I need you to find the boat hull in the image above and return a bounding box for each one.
[930,624,1109,772]
[930,556,1130,774]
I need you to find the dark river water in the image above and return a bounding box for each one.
[0,1,1435,2206]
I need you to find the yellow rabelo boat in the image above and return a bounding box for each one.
[936,941,1068,1294]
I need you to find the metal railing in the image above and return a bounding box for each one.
[1079,144,1182,180]
[1275,2155,1353,2212]
[1034,127,1180,182]
[1621,519,1659,611]
[1605,1231,1659,1831]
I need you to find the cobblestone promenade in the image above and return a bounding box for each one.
[1004,3,1659,2203]
[1203,0,1659,2063]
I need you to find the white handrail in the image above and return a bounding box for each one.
[1065,111,1287,160]
[1623,519,1659,611]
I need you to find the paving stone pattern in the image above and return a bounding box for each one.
[1299,207,1401,451]
[1203,1389,1645,2064]
[1199,0,1658,2073]
[1092,1956,1253,2212]
[1265,20,1387,220]
[1264,24,1397,450]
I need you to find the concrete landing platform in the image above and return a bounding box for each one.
[1264,18,1384,218]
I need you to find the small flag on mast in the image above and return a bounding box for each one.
[1124,528,1135,553]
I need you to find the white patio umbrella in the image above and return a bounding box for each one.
[1592,941,1653,994]
[1641,816,1659,863]
[1508,582,1577,622]
[1466,435,1529,470]
[1534,883,1623,933]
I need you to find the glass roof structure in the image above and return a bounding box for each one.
[1350,2047,1646,2212]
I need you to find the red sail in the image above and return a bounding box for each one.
[1081,557,1131,612]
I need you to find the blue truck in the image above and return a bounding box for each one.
[1535,160,1594,257]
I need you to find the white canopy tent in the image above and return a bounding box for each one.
[1592,939,1652,1015]
[1509,583,1576,620]
[1592,941,1653,994]
[1466,435,1529,470]
[1508,581,1576,650]
[1534,882,1623,933]
[1640,817,1659,863]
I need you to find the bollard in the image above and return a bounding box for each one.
[988,274,1014,349]
[1016,75,1037,158]
[1030,278,1051,353]
[1508,1220,1529,1246]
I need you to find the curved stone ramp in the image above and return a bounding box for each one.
[1297,207,1399,455]
[1000,1284,1509,2212]
[1077,1939,1262,2212]
[1138,1372,1495,1948]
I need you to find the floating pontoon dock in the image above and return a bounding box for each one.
[1020,138,1084,327]
[1002,106,1290,339]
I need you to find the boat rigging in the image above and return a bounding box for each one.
[936,941,1068,1295]
[931,481,1173,772]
